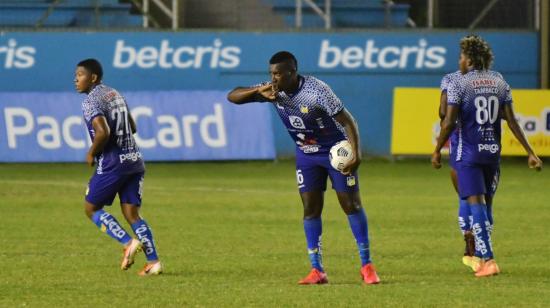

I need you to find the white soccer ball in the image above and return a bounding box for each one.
[329,140,354,172]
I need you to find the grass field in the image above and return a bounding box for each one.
[1,159,549,307]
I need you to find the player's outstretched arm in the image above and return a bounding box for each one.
[334,108,361,175]
[502,104,542,171]
[432,104,459,169]
[86,116,110,167]
[227,84,277,104]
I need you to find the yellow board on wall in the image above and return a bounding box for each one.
[391,88,550,156]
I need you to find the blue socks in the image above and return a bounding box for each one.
[303,217,324,272]
[347,208,371,266]
[458,198,471,234]
[91,210,132,245]
[470,203,494,260]
[131,219,159,262]
[304,210,372,271]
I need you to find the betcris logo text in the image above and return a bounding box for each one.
[0,39,35,69]
[319,39,446,69]
[113,39,241,69]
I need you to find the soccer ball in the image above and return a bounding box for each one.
[329,140,354,172]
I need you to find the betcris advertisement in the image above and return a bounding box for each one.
[0,91,275,162]
[0,31,539,159]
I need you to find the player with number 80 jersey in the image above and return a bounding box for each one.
[433,36,542,278]
[447,70,511,165]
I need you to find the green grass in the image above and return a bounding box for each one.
[0,159,549,307]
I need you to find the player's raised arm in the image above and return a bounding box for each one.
[334,108,361,175]
[502,104,542,171]
[86,115,110,167]
[227,84,277,104]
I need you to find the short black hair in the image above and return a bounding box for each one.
[460,35,493,70]
[77,58,103,81]
[269,51,298,71]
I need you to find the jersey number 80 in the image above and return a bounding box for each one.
[475,95,499,125]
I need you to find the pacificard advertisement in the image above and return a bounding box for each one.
[391,88,550,156]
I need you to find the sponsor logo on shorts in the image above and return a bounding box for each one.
[301,145,320,153]
[119,151,142,163]
[346,175,356,186]
[477,143,499,154]
[96,155,104,175]
[138,176,144,199]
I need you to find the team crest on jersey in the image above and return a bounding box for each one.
[300,105,309,114]
[289,116,306,129]
[346,176,356,187]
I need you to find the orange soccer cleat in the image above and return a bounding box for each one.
[138,261,163,276]
[475,259,500,277]
[298,268,328,285]
[360,263,380,284]
[121,238,143,270]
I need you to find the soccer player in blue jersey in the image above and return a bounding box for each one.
[432,36,542,277]
[439,70,477,269]
[227,51,380,285]
[75,58,162,275]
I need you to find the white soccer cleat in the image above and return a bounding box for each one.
[138,261,163,276]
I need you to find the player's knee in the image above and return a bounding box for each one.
[303,205,322,219]
[121,205,140,224]
[303,212,321,220]
[342,202,362,215]
[124,214,140,224]
[84,206,95,219]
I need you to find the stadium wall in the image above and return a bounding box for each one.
[0,31,539,161]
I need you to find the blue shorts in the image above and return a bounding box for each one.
[86,172,144,206]
[456,162,499,199]
[449,147,458,170]
[295,150,359,193]
[448,135,458,170]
